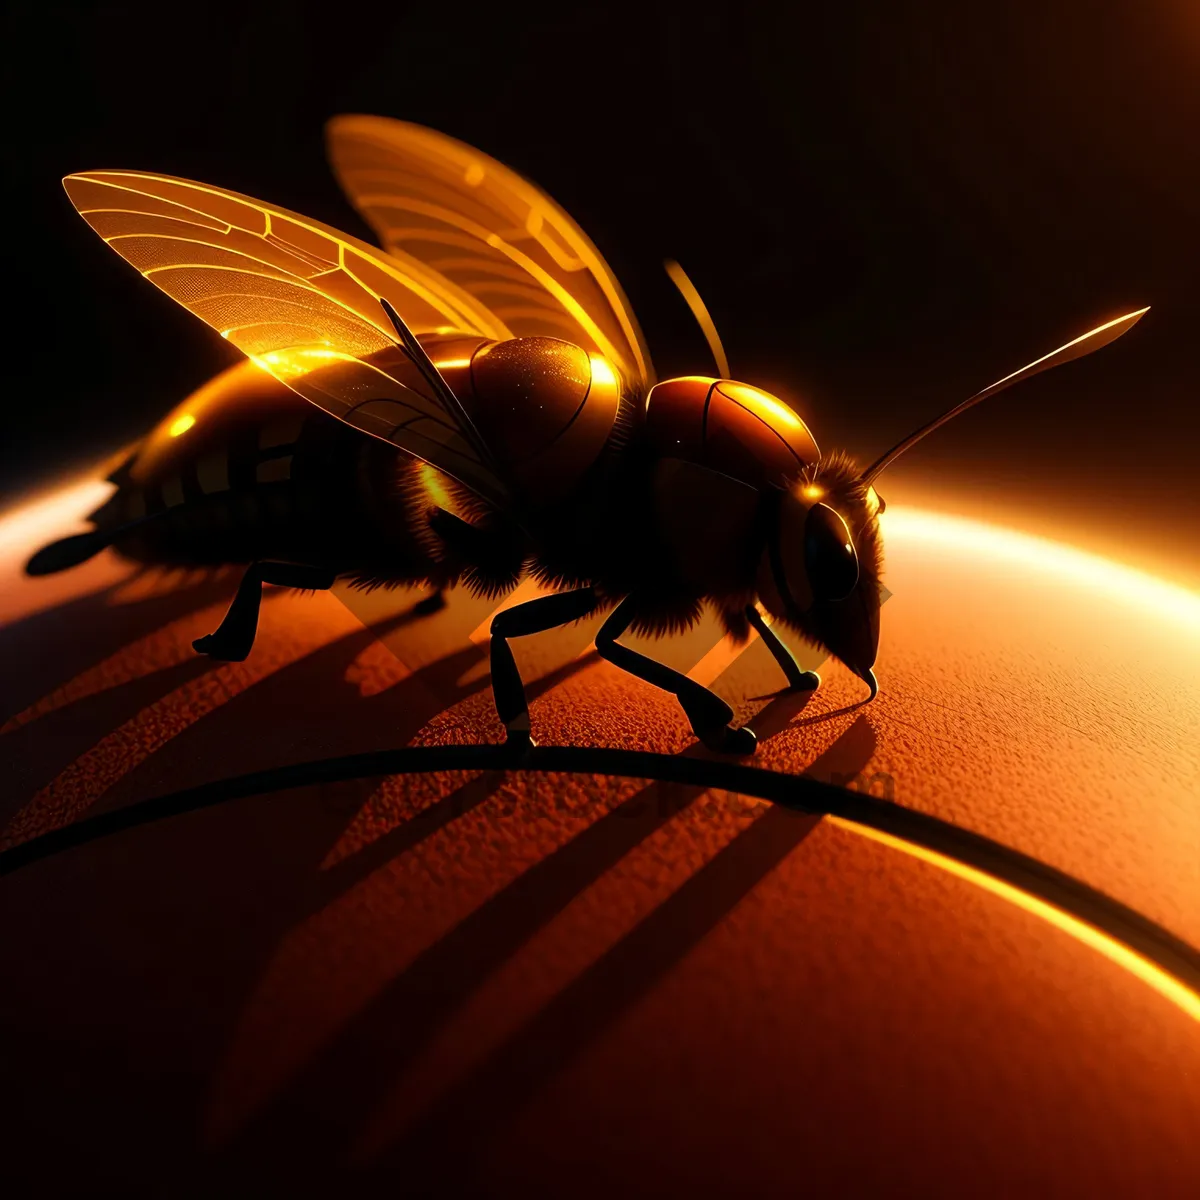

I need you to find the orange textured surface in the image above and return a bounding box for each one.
[1,480,1198,1196]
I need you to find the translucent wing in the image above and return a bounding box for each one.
[326,114,655,392]
[63,170,512,507]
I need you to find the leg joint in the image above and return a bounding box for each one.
[490,608,520,637]
[490,587,597,639]
[594,595,634,655]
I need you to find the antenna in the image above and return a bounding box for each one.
[664,259,731,379]
[861,307,1150,485]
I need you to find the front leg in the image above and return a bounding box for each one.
[596,596,757,755]
[745,604,820,692]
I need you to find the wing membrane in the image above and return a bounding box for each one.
[325,115,654,391]
[64,170,510,505]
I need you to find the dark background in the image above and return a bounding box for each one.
[4,0,1198,583]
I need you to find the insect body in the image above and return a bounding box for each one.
[31,116,1147,754]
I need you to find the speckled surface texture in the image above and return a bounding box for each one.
[1,488,1197,1196]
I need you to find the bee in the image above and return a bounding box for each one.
[29,116,1147,754]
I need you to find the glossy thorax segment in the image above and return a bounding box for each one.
[643,376,820,486]
[643,376,821,594]
[421,333,622,505]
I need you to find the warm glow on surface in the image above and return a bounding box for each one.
[830,817,1200,1024]
[589,355,617,389]
[0,479,113,557]
[885,508,1200,631]
[723,382,802,429]
[433,357,471,370]
[802,484,825,501]
[167,414,195,438]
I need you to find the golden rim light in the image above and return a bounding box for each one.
[833,818,1200,1024]
[884,508,1200,632]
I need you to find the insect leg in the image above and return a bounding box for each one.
[745,604,821,692]
[489,587,599,748]
[193,562,338,662]
[595,596,757,756]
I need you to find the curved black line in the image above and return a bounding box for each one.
[2,743,1197,1003]
[699,378,718,449]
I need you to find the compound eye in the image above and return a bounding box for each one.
[804,503,859,601]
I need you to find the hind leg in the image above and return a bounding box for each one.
[193,562,338,662]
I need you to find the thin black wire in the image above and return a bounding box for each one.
[3,742,1198,1000]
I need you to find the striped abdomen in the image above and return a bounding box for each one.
[93,360,438,581]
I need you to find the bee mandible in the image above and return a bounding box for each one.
[30,116,1147,754]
